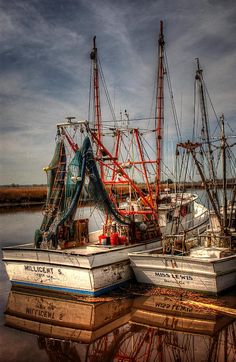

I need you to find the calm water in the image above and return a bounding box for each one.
[0,208,235,362]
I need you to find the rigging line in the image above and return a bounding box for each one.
[225,119,235,134]
[185,149,196,182]
[139,137,154,182]
[97,55,117,125]
[99,125,156,133]
[226,138,236,155]
[142,135,177,180]
[136,132,154,158]
[140,137,158,174]
[196,67,219,205]
[175,152,191,234]
[140,133,156,156]
[201,76,221,136]
[214,139,236,160]
[89,204,104,226]
[194,86,201,142]
[139,137,157,177]
[121,131,137,164]
[198,146,215,180]
[227,146,236,169]
[164,49,181,141]
[226,151,236,182]
[177,148,186,186]
[117,137,130,165]
[137,129,157,134]
[94,116,157,124]
[215,144,222,175]
[206,139,235,179]
[184,149,201,183]
[199,142,218,184]
[118,136,131,166]
[195,136,236,145]
[161,167,176,181]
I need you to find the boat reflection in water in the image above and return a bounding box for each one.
[5,287,132,344]
[130,295,236,362]
[5,288,236,361]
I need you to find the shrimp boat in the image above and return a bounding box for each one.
[2,22,207,296]
[129,59,236,294]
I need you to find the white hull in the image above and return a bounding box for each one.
[2,239,161,296]
[129,247,236,294]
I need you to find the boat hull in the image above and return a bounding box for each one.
[129,249,236,294]
[2,240,161,296]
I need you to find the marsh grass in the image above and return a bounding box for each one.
[0,186,47,204]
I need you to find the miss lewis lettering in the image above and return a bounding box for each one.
[155,271,193,283]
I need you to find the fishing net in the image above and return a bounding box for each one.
[64,149,83,210]
[35,138,67,246]
[85,142,129,225]
[35,135,129,248]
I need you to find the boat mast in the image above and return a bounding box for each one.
[221,114,228,231]
[177,141,222,227]
[195,58,219,208]
[90,36,104,180]
[155,20,165,207]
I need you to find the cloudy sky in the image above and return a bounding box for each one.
[0,0,235,185]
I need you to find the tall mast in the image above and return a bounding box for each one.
[178,141,222,227]
[195,58,219,209]
[221,114,228,231]
[155,20,165,206]
[90,36,104,180]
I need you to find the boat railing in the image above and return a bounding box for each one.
[198,233,232,248]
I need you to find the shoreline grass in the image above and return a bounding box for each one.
[0,186,47,204]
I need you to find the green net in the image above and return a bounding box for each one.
[64,150,82,211]
[35,136,129,248]
[40,139,66,231]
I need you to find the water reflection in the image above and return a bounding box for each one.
[5,288,132,344]
[4,287,236,361]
